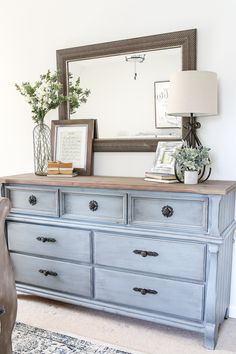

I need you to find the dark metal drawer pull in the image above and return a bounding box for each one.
[28,195,37,206]
[133,250,159,257]
[161,205,174,218]
[36,237,56,243]
[89,200,98,211]
[133,287,158,295]
[38,269,58,277]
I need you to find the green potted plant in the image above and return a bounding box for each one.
[173,146,210,184]
[15,70,90,176]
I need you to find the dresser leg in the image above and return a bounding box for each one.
[203,323,219,350]
[224,307,229,319]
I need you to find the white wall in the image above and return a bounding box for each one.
[1,0,236,316]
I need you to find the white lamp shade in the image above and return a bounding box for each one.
[167,71,218,117]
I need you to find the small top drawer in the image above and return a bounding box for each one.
[5,185,59,217]
[7,222,91,263]
[95,232,206,281]
[129,192,208,233]
[60,189,127,224]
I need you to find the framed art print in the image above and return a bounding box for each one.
[51,119,95,175]
[154,81,181,129]
[151,141,183,175]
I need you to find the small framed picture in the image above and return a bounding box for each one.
[51,119,95,175]
[151,141,183,174]
[154,81,181,129]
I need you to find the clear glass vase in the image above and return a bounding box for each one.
[33,123,51,176]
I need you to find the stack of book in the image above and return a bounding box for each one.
[144,171,178,183]
[47,161,79,177]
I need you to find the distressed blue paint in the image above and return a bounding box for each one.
[5,185,59,217]
[11,253,92,297]
[128,192,208,233]
[94,232,206,281]
[8,222,91,263]
[95,267,204,321]
[3,182,236,350]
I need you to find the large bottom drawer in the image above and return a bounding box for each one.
[95,268,204,321]
[11,253,92,298]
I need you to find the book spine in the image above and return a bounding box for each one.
[144,178,177,184]
[47,171,74,176]
[47,174,73,178]
[47,171,59,175]
[48,169,73,173]
[48,162,73,169]
[145,174,176,180]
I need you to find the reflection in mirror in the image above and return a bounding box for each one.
[68,47,182,139]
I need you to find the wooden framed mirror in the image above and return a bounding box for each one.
[57,29,196,152]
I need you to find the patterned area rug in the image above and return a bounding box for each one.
[13,322,135,354]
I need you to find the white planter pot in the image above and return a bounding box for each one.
[184,170,198,185]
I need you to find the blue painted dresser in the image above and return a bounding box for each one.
[1,174,236,349]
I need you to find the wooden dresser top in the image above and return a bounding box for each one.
[0,173,235,195]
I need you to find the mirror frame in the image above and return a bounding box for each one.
[56,29,196,152]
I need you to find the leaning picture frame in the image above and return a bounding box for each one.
[154,81,182,129]
[151,141,183,175]
[51,119,95,176]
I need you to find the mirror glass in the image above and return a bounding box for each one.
[68,47,182,139]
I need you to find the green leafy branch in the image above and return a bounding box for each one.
[68,73,90,115]
[15,70,90,124]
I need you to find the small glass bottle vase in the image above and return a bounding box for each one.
[33,123,51,176]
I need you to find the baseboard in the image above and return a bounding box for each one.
[229,305,236,318]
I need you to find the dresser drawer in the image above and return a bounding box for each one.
[11,253,92,297]
[95,268,204,321]
[8,222,91,263]
[5,185,59,217]
[95,233,205,281]
[129,192,208,232]
[61,189,127,224]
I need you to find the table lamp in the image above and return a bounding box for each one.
[167,71,218,147]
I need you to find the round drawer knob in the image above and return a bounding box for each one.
[28,195,37,206]
[161,205,173,218]
[89,200,98,212]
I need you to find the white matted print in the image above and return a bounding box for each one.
[55,125,88,168]
[154,81,181,129]
[151,141,183,174]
